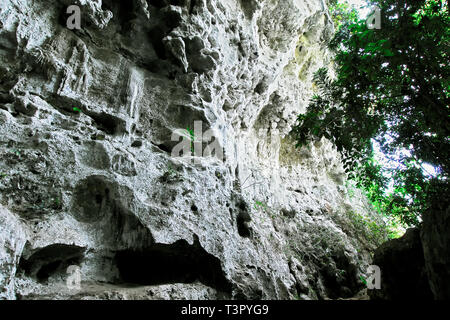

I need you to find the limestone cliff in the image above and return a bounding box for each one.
[0,0,388,300]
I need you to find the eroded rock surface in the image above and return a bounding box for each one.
[0,0,388,300]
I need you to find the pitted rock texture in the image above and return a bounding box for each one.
[1,0,388,300]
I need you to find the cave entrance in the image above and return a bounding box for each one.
[18,244,85,282]
[114,238,232,294]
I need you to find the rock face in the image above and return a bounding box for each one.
[421,203,450,300]
[0,205,27,299]
[367,189,450,301]
[368,228,433,300]
[0,0,389,299]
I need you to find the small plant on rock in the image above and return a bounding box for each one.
[159,163,183,183]
[186,126,195,153]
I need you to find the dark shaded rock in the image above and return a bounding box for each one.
[18,244,85,282]
[421,198,450,300]
[115,236,232,294]
[368,228,433,300]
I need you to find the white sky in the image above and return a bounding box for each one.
[343,0,373,17]
[340,1,440,181]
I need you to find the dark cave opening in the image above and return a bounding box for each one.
[148,26,167,60]
[318,249,361,299]
[36,260,64,281]
[18,244,85,282]
[156,142,172,153]
[101,0,137,35]
[189,0,197,14]
[236,200,252,238]
[237,215,251,238]
[171,0,189,6]
[89,112,126,135]
[147,0,169,8]
[114,238,232,293]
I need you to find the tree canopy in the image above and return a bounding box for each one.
[293,0,449,226]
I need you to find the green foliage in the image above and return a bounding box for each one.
[254,200,268,211]
[10,149,21,157]
[186,127,195,153]
[167,163,176,175]
[329,0,359,29]
[253,200,276,222]
[345,210,390,244]
[293,0,450,227]
[346,182,355,199]
[159,163,183,183]
[26,195,62,213]
[215,171,223,179]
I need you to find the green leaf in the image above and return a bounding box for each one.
[383,49,395,56]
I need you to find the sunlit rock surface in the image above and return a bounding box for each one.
[0,0,387,300]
